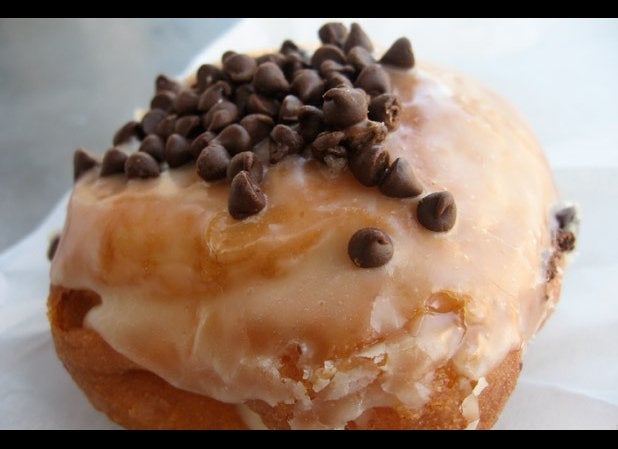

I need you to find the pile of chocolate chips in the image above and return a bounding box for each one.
[72,22,458,269]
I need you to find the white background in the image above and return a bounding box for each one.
[1,18,617,429]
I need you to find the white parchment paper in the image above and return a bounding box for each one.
[1,18,617,429]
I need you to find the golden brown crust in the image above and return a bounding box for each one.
[48,284,538,430]
[48,286,247,430]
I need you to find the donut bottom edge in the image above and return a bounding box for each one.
[48,285,524,430]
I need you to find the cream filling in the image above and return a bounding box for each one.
[51,64,558,429]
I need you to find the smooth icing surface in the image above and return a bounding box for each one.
[51,64,558,428]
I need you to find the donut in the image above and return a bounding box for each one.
[47,22,577,429]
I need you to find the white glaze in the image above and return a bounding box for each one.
[51,63,558,429]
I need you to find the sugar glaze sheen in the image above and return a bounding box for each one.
[51,62,564,428]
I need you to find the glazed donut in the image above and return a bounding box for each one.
[47,22,577,429]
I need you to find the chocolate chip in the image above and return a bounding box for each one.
[319,60,355,78]
[203,100,239,131]
[198,80,232,112]
[556,206,577,230]
[227,151,264,183]
[343,120,388,150]
[233,83,255,115]
[190,131,217,158]
[125,152,160,179]
[164,134,192,168]
[112,120,144,145]
[270,124,304,163]
[344,23,374,53]
[285,44,309,66]
[311,131,346,162]
[347,46,375,71]
[278,95,303,123]
[313,130,345,149]
[73,147,100,181]
[253,62,290,97]
[369,93,402,130]
[268,125,302,164]
[311,131,345,154]
[139,134,165,162]
[155,74,181,93]
[348,227,393,268]
[150,91,176,112]
[228,171,266,219]
[141,109,168,135]
[355,64,391,96]
[349,144,390,187]
[380,37,415,69]
[557,230,576,252]
[215,123,251,155]
[282,52,308,82]
[174,89,199,116]
[47,233,60,261]
[291,69,324,105]
[379,158,423,198]
[417,191,457,233]
[100,147,127,177]
[154,114,177,139]
[324,71,354,90]
[174,115,201,138]
[319,22,348,48]
[240,113,275,145]
[325,145,347,158]
[223,53,257,83]
[196,142,230,182]
[311,45,347,69]
[221,50,237,63]
[247,94,280,117]
[280,39,303,56]
[196,64,225,92]
[256,53,286,67]
[298,105,324,143]
[322,87,368,129]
